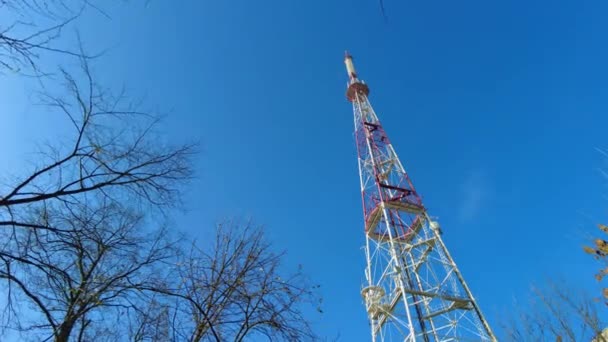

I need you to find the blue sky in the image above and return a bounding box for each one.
[4,0,608,339]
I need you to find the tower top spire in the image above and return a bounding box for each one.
[344,51,370,102]
[344,51,357,80]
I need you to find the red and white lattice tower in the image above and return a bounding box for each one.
[344,52,496,342]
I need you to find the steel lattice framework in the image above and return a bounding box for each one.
[344,53,496,342]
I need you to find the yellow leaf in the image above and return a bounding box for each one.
[584,246,597,255]
[599,224,608,234]
[602,288,608,299]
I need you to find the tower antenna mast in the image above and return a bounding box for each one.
[344,52,496,341]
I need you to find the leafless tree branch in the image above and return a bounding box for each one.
[140,220,322,342]
[0,0,111,74]
[0,197,177,341]
[500,280,606,342]
[0,55,195,235]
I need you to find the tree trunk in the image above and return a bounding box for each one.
[56,320,75,342]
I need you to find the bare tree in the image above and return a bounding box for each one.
[0,27,322,341]
[142,220,322,342]
[0,55,194,340]
[0,0,97,73]
[0,197,177,341]
[0,56,194,232]
[127,294,174,342]
[501,280,606,342]
[0,55,322,341]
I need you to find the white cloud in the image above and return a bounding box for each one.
[459,169,490,221]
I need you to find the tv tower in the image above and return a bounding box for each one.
[344,52,496,342]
